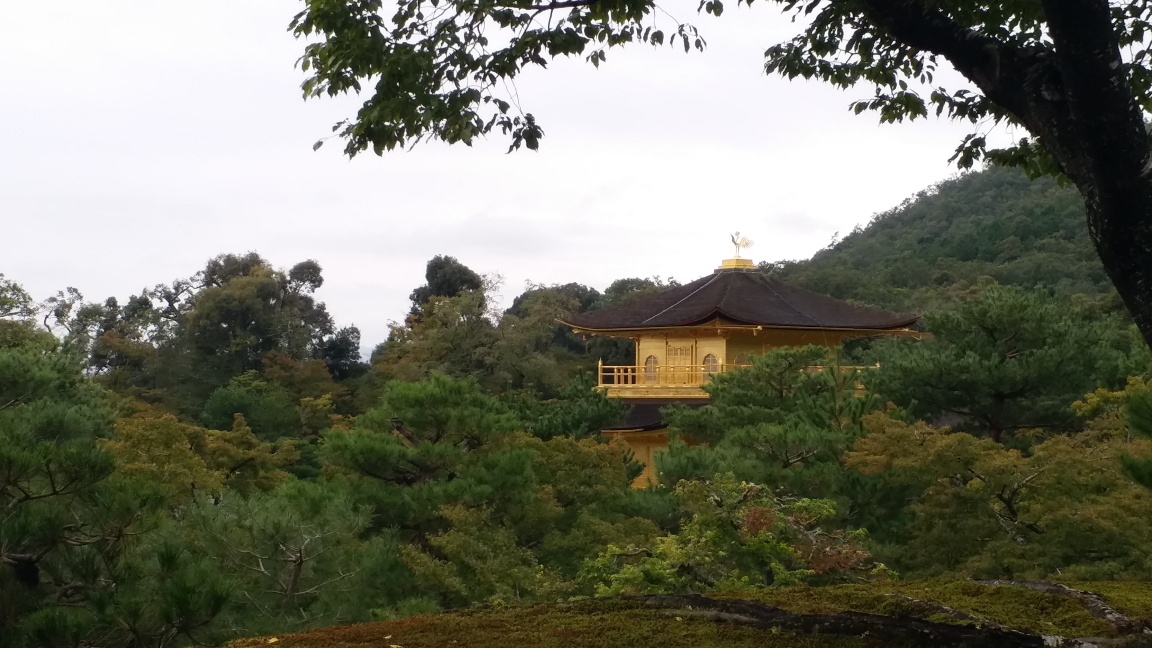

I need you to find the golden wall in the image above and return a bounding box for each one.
[635,335,722,366]
[724,329,853,363]
[611,430,665,488]
[630,328,868,367]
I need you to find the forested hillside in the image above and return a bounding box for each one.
[766,167,1113,313]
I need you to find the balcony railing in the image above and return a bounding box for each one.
[599,363,744,387]
[596,361,875,399]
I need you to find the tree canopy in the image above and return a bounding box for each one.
[409,255,485,316]
[14,191,1152,643]
[869,283,1129,443]
[66,252,368,419]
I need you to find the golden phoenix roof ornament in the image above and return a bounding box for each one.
[730,232,754,258]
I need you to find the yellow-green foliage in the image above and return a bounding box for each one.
[228,601,866,648]
[392,430,660,606]
[105,414,299,501]
[847,412,1152,579]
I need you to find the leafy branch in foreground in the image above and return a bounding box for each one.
[291,0,704,154]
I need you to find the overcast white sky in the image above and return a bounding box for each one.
[1,1,1005,350]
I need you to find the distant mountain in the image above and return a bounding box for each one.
[764,167,1113,313]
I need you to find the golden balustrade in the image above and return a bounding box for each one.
[598,363,745,387]
[596,361,876,399]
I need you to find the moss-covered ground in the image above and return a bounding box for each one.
[1067,581,1152,621]
[228,581,1152,648]
[230,601,868,648]
[729,580,1118,637]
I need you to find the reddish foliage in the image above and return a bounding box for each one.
[740,506,778,540]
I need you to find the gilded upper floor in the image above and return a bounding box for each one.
[559,259,920,400]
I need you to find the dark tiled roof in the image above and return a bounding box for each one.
[562,269,918,331]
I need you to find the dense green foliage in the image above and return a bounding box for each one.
[659,347,874,494]
[0,326,233,647]
[0,263,687,646]
[869,283,1135,443]
[582,475,870,595]
[67,252,371,420]
[371,273,673,394]
[17,169,1152,645]
[408,255,484,317]
[655,347,914,547]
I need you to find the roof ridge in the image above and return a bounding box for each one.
[713,271,736,317]
[754,274,823,328]
[640,273,721,325]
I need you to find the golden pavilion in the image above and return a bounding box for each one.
[558,256,920,486]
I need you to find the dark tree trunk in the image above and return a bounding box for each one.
[860,0,1152,344]
[1038,0,1152,344]
[1088,197,1152,344]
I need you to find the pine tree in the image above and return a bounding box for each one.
[659,346,876,500]
[0,332,231,646]
[871,283,1122,443]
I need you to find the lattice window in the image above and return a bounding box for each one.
[666,345,693,365]
[644,355,659,383]
[703,354,720,374]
